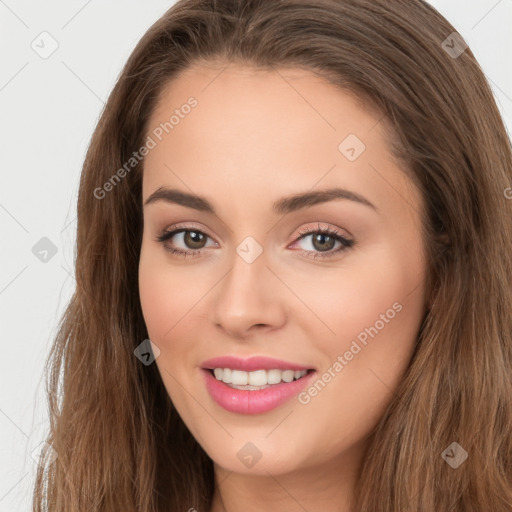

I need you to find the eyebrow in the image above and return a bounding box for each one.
[143,186,379,215]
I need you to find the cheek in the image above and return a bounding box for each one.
[138,258,174,342]
[295,246,425,438]
[138,246,202,342]
[289,245,424,352]
[139,244,190,350]
[138,252,198,412]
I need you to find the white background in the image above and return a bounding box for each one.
[1,1,511,510]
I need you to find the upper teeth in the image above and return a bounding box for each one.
[213,368,308,386]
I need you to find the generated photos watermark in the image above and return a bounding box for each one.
[298,301,403,405]
[93,96,198,200]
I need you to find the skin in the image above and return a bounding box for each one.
[138,61,428,512]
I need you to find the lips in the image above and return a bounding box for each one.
[201,355,314,372]
[200,355,316,414]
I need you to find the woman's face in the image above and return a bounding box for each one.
[139,62,428,476]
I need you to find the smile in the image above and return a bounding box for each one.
[211,368,309,389]
[200,356,317,414]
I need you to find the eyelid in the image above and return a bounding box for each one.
[163,221,219,242]
[292,222,352,241]
[156,221,354,259]
[288,223,354,256]
[159,222,349,245]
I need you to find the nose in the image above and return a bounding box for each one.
[211,248,287,340]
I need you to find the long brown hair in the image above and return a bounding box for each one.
[33,0,512,510]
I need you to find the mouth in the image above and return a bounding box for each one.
[200,361,317,414]
[206,367,316,390]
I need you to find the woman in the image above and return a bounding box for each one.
[33,0,512,511]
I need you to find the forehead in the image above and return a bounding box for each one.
[141,63,420,222]
[148,62,381,139]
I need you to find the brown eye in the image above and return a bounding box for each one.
[293,225,355,259]
[156,227,216,257]
[311,233,337,252]
[183,230,207,249]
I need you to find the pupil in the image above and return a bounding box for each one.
[185,231,205,248]
[313,234,334,251]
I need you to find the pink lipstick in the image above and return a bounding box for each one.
[200,356,316,414]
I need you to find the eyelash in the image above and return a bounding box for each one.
[155,223,355,260]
